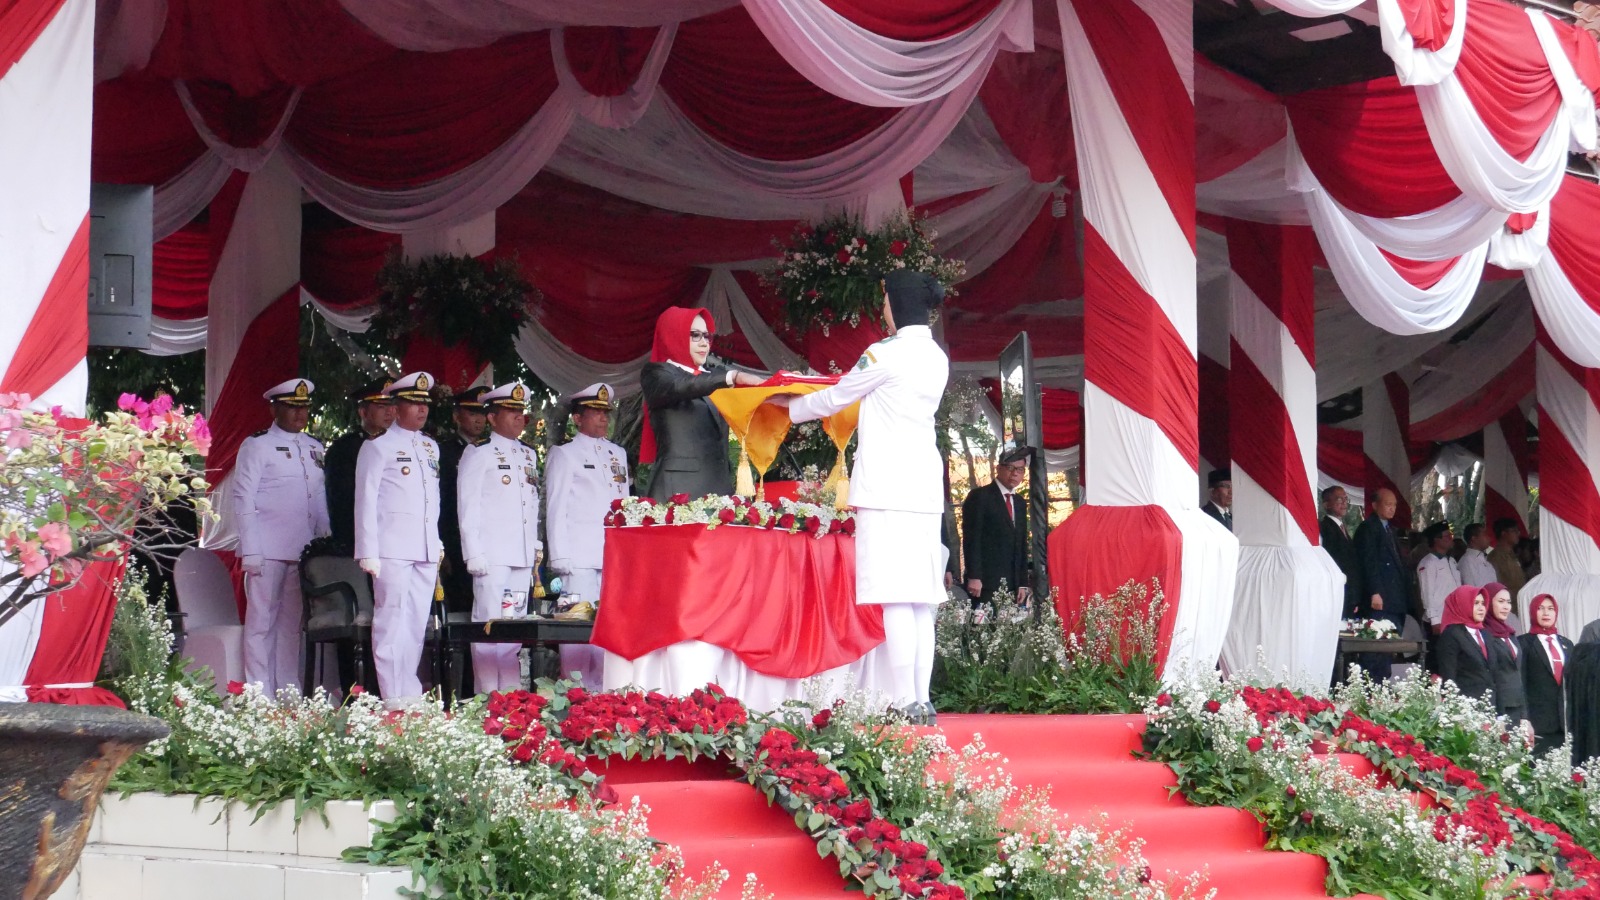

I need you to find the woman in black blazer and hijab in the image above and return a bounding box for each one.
[1482,582,1527,725]
[1519,594,1576,755]
[639,306,762,501]
[1437,586,1496,704]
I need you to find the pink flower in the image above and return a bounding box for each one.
[149,395,174,416]
[15,540,46,577]
[0,393,29,410]
[5,428,31,450]
[190,415,212,455]
[117,393,140,412]
[37,522,70,559]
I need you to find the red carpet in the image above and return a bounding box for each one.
[597,715,1381,898]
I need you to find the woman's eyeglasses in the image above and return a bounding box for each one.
[688,330,712,342]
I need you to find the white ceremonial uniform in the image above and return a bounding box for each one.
[789,324,950,606]
[544,433,630,603]
[232,424,329,697]
[1418,553,1463,627]
[457,432,542,692]
[1459,547,1497,588]
[355,426,442,704]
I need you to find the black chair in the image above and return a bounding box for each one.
[299,554,375,697]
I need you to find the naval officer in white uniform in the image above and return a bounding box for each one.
[771,270,950,721]
[355,372,442,707]
[544,382,629,686]
[457,381,542,693]
[232,378,330,697]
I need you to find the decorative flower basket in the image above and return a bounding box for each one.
[764,212,964,373]
[1339,618,1401,640]
[367,252,539,389]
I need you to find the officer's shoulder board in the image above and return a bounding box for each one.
[472,435,492,447]
[520,439,539,452]
[364,428,387,441]
[249,428,269,438]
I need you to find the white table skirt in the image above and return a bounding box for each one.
[602,640,892,713]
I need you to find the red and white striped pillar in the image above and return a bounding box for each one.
[0,0,96,700]
[1481,409,1532,538]
[1521,322,1600,635]
[1219,221,1343,681]
[1363,373,1414,530]
[1048,0,1237,678]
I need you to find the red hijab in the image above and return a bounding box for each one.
[1527,594,1561,635]
[640,306,714,465]
[1440,585,1487,630]
[1480,581,1518,640]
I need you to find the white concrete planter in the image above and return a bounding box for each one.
[60,792,437,900]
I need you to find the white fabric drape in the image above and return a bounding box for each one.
[602,641,892,713]
[175,82,301,173]
[1363,376,1411,502]
[742,0,1031,107]
[1256,0,1465,88]
[148,316,211,356]
[153,152,234,241]
[1481,417,1531,529]
[514,319,649,399]
[707,267,807,372]
[1526,250,1600,369]
[1417,69,1571,216]
[1222,543,1344,687]
[336,0,732,51]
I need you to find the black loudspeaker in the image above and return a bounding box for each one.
[88,183,153,350]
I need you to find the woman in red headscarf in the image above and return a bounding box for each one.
[1436,585,1495,703]
[1518,594,1575,754]
[639,307,762,501]
[1481,582,1526,725]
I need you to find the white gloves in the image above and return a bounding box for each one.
[465,556,489,577]
[241,555,263,576]
[358,558,382,579]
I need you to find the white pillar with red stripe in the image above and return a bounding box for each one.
[1363,373,1415,530]
[1219,221,1343,682]
[0,0,96,700]
[1481,409,1532,538]
[1521,323,1600,636]
[1049,0,1237,680]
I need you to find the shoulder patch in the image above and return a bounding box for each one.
[854,348,877,371]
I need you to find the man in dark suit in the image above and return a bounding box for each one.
[961,447,1032,608]
[437,386,489,618]
[1353,486,1410,679]
[323,378,394,552]
[1201,468,1232,531]
[1318,485,1361,618]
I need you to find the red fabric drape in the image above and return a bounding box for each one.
[92,78,208,186]
[1483,409,1532,537]
[1,0,65,78]
[530,253,712,364]
[1318,425,1365,487]
[979,379,1081,451]
[1231,341,1320,543]
[1398,0,1456,53]
[24,560,127,708]
[943,310,1082,363]
[1196,58,1286,183]
[950,201,1082,316]
[661,9,893,161]
[1287,78,1459,218]
[1069,0,1194,249]
[1548,176,1600,317]
[401,335,484,393]
[563,26,659,96]
[2,215,89,398]
[980,50,1076,187]
[153,220,218,320]
[1409,344,1534,441]
[817,0,1003,41]
[593,526,884,677]
[1049,505,1182,672]
[804,319,885,375]
[204,288,302,485]
[287,33,557,189]
[1198,354,1229,471]
[300,207,400,308]
[1538,407,1600,552]
[1452,0,1562,163]
[1082,225,1198,468]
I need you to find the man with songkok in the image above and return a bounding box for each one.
[232,378,330,697]
[1201,469,1232,531]
[457,382,542,694]
[961,446,1032,608]
[354,372,443,708]
[1458,522,1497,587]
[324,378,394,551]
[1417,521,1462,634]
[437,386,489,620]
[1488,518,1528,598]
[770,269,949,723]
[544,383,630,687]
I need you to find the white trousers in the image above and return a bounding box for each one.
[372,558,439,705]
[243,559,303,697]
[559,567,604,688]
[471,565,532,693]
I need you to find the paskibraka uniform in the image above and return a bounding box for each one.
[232,421,329,696]
[354,412,442,704]
[457,429,542,692]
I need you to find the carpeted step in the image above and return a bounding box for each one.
[935,712,1147,760]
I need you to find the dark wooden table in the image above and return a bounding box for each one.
[1332,637,1423,686]
[437,616,595,704]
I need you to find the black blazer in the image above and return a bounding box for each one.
[1353,515,1409,620]
[1320,515,1361,617]
[1519,631,1575,748]
[1201,502,1231,531]
[960,481,1029,602]
[1488,633,1526,715]
[1437,624,1496,703]
[322,429,366,552]
[641,362,733,502]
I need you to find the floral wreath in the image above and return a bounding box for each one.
[366,251,538,367]
[765,212,965,335]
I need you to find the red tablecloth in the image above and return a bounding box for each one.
[594,525,883,678]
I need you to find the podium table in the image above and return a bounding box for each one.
[593,524,887,710]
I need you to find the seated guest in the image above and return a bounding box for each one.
[639,307,762,501]
[1458,523,1496,587]
[1482,582,1526,725]
[1519,594,1575,755]
[1437,585,1495,705]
